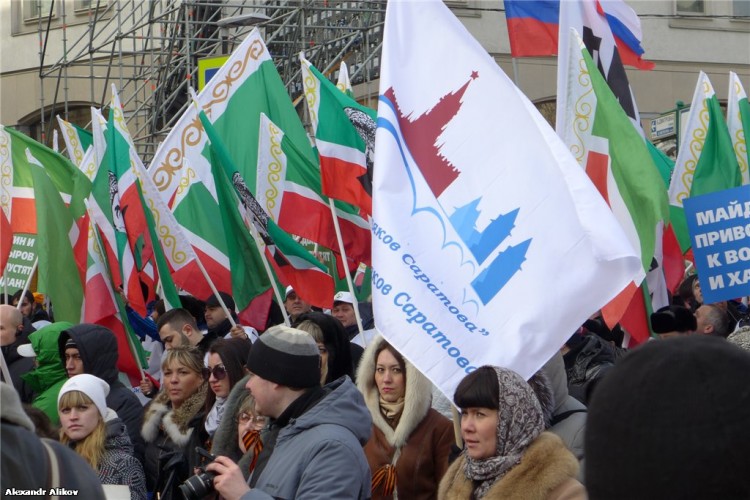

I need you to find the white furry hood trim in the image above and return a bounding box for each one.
[141,385,206,448]
[159,410,195,447]
[141,399,169,444]
[356,335,432,449]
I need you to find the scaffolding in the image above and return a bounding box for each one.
[36,0,386,162]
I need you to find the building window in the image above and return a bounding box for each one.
[22,0,56,22]
[74,0,109,14]
[676,1,707,16]
[734,0,750,17]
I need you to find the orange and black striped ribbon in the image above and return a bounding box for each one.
[241,430,263,473]
[371,463,396,495]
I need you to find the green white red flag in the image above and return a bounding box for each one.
[103,87,183,311]
[255,112,372,275]
[0,125,90,235]
[149,29,370,297]
[202,147,274,325]
[727,71,750,186]
[56,116,93,168]
[558,28,668,336]
[0,126,91,305]
[90,99,154,316]
[27,152,84,324]
[668,72,742,253]
[300,54,376,216]
[337,61,354,97]
[79,145,146,384]
[199,109,335,310]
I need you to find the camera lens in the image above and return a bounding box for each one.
[178,471,215,500]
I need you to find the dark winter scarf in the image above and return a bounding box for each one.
[464,367,545,500]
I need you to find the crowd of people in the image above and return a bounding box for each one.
[2,275,750,499]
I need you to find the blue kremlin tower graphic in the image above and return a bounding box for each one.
[384,72,532,304]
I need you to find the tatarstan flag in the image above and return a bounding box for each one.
[28,156,83,324]
[558,29,668,334]
[149,29,370,290]
[337,61,355,97]
[57,116,93,168]
[205,146,274,324]
[200,109,335,310]
[300,54,376,216]
[0,125,90,235]
[0,209,10,275]
[89,96,154,317]
[0,126,91,314]
[668,72,742,253]
[728,71,750,186]
[78,143,146,383]
[255,112,371,274]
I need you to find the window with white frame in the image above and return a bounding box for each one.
[733,0,750,17]
[74,0,109,14]
[22,0,56,22]
[676,0,706,16]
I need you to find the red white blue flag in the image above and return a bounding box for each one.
[505,0,654,70]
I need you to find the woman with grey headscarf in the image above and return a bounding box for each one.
[438,366,585,500]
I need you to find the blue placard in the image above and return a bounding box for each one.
[684,185,750,304]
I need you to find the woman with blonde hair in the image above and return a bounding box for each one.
[58,374,146,500]
[357,336,453,499]
[141,345,208,500]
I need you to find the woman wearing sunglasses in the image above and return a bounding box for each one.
[204,338,252,443]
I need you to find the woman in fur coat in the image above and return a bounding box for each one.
[438,366,585,500]
[141,345,208,500]
[357,336,454,499]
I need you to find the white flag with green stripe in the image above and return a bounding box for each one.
[668,72,742,252]
[727,71,750,186]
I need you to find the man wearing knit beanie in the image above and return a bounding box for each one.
[585,335,750,499]
[207,325,373,499]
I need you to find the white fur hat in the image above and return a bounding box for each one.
[57,374,110,418]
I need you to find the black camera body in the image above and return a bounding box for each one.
[179,447,218,500]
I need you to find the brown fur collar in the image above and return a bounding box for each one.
[141,383,208,447]
[439,432,579,500]
[356,335,432,448]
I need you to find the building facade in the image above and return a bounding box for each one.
[1,0,749,156]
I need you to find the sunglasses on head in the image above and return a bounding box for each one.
[203,364,227,381]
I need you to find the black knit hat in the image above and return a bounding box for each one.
[205,291,236,312]
[650,305,696,334]
[585,336,750,499]
[246,325,320,389]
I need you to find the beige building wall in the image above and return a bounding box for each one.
[2,0,749,146]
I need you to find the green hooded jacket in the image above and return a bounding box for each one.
[21,322,73,425]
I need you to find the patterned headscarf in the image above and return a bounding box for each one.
[464,366,545,499]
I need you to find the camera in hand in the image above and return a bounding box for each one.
[179,447,217,500]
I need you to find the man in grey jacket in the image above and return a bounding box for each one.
[207,325,372,500]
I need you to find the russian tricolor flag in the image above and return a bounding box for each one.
[505,0,654,70]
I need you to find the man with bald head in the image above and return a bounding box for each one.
[0,305,23,347]
[0,305,34,401]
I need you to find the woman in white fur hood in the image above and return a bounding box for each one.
[356,336,454,500]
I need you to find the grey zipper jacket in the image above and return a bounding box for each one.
[241,376,373,500]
